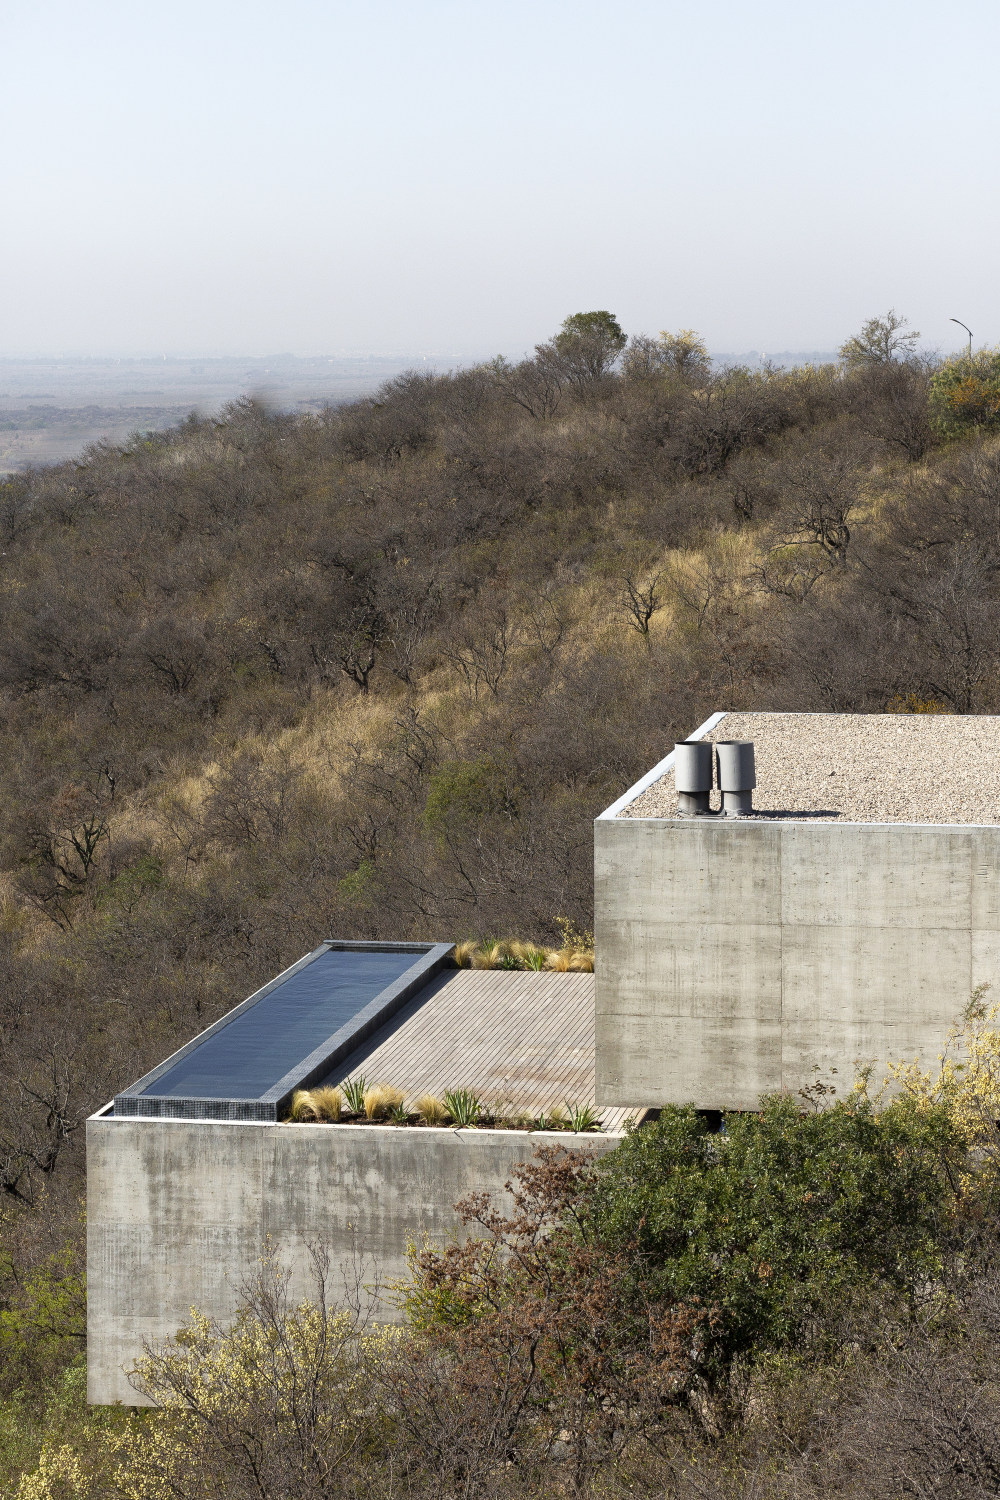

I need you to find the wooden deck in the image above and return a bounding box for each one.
[323,969,637,1132]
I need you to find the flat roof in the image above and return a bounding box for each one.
[115,942,454,1121]
[612,711,1000,826]
[327,968,636,1132]
[111,946,637,1130]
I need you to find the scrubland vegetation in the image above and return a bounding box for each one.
[3,309,1000,1492]
[11,998,1000,1499]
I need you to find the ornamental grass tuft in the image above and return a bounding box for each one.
[289,1089,319,1122]
[364,1083,406,1120]
[311,1086,342,1121]
[443,1088,482,1127]
[414,1092,449,1125]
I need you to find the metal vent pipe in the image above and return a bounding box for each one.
[674,740,713,815]
[716,740,756,817]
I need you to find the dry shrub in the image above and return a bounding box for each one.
[825,1321,1000,1500]
[492,1104,536,1130]
[111,1248,390,1500]
[879,987,1000,1169]
[391,1146,713,1496]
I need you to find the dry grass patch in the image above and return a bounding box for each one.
[287,1086,342,1122]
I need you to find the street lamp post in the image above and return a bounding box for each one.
[950,318,973,359]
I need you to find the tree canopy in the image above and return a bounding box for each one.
[839,308,921,369]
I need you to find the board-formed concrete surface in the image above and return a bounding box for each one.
[87,1116,621,1405]
[595,810,1000,1111]
[597,712,1000,1110]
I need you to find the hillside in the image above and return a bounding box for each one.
[0,315,997,1202]
[2,312,1000,1492]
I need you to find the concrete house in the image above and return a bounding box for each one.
[89,709,990,1403]
[88,942,630,1404]
[595,710,1000,1112]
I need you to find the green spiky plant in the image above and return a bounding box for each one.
[566,1101,602,1132]
[519,946,547,971]
[444,1089,482,1128]
[341,1076,367,1115]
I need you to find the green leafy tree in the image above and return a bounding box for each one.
[543,310,627,384]
[840,309,920,369]
[929,347,1000,436]
[585,1094,963,1376]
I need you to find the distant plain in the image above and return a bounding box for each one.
[0,353,466,471]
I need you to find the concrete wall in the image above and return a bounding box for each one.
[595,817,1000,1111]
[87,1116,620,1406]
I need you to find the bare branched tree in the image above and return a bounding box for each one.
[619,570,665,634]
[490,355,563,419]
[442,604,517,697]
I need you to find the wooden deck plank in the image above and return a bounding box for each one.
[322,970,635,1128]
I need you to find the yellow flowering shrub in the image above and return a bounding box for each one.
[104,1254,395,1500]
[15,1444,87,1500]
[872,987,1000,1191]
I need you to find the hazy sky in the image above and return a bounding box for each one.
[2,0,997,358]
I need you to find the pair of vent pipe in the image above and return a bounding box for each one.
[675,739,756,818]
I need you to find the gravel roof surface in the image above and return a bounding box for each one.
[619,712,1000,825]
